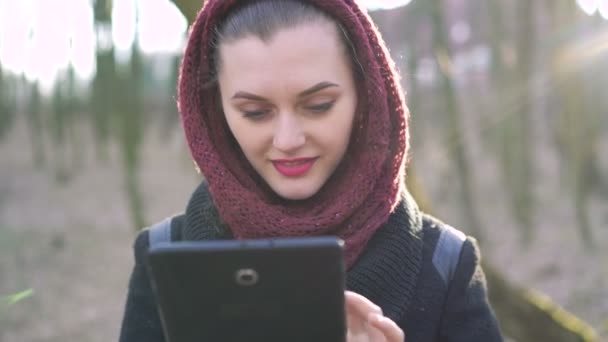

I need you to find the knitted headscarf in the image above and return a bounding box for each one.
[178,0,410,268]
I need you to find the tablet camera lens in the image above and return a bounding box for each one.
[235,268,259,286]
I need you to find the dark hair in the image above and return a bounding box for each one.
[210,0,363,79]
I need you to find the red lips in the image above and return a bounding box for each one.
[272,157,318,177]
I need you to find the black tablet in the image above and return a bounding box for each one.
[146,236,346,342]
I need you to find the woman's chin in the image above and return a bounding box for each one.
[270,182,322,201]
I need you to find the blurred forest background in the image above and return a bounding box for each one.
[0,0,607,341]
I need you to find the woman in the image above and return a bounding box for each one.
[119,0,503,341]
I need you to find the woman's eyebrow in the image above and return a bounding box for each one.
[231,92,268,102]
[231,81,339,101]
[297,81,339,98]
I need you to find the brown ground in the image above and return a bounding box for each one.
[1,117,606,341]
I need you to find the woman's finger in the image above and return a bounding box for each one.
[345,291,383,317]
[345,291,383,340]
[368,313,405,342]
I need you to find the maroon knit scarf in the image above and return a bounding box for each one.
[177,0,410,268]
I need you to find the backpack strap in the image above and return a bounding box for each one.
[432,224,466,286]
[148,216,173,248]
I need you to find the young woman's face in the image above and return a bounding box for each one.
[218,21,357,200]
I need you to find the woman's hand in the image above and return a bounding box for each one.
[345,291,405,342]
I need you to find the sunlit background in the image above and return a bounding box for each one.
[0,0,413,89]
[0,0,187,91]
[1,0,606,90]
[1,0,607,341]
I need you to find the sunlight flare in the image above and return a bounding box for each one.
[554,26,608,75]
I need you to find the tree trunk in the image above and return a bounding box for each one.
[427,0,484,241]
[0,66,16,140]
[549,1,601,247]
[484,263,598,342]
[486,0,535,245]
[171,0,202,26]
[26,83,46,167]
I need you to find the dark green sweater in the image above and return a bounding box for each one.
[119,183,503,341]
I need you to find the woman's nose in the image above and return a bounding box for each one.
[272,114,306,152]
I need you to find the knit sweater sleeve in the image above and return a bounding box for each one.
[119,230,166,342]
[438,237,504,341]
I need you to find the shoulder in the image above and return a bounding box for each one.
[420,214,481,285]
[419,215,487,294]
[420,214,478,256]
[420,215,465,243]
[414,216,502,339]
[132,214,186,263]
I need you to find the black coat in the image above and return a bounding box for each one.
[119,183,503,341]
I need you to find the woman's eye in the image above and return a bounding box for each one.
[242,109,270,120]
[306,101,335,113]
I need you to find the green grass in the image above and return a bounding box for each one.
[0,289,34,309]
[0,227,35,318]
